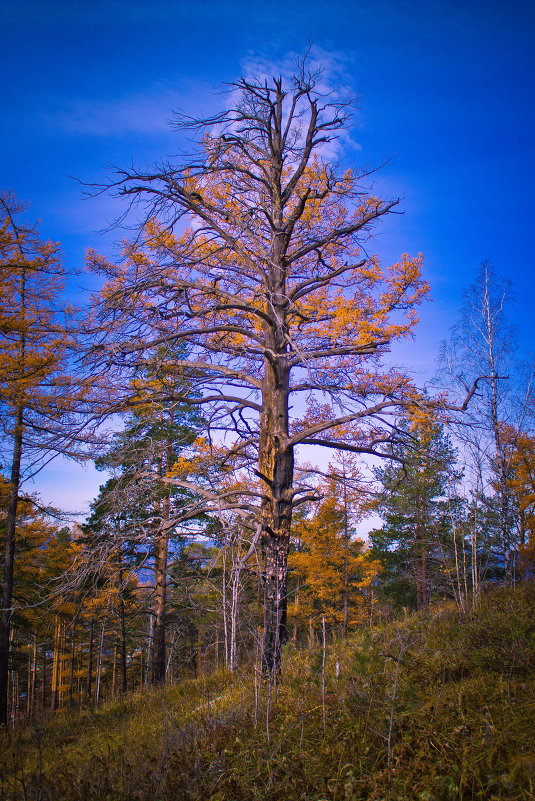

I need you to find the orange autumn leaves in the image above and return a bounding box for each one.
[288,474,379,630]
[87,149,428,382]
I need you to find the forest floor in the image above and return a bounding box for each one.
[1,585,534,800]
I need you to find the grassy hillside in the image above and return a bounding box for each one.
[1,586,534,800]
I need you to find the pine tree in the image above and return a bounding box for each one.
[370,421,461,609]
[84,353,203,684]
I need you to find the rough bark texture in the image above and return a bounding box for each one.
[259,124,295,673]
[259,274,294,674]
[151,431,172,684]
[151,518,169,684]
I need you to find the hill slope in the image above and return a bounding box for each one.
[1,586,534,800]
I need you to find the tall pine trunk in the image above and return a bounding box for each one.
[151,498,169,684]
[151,415,173,684]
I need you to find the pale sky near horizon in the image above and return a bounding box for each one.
[1,0,534,520]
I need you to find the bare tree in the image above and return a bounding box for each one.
[88,64,431,674]
[438,261,532,580]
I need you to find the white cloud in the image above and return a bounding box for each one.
[42,82,209,138]
[237,45,363,159]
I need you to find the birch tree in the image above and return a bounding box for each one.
[438,261,529,579]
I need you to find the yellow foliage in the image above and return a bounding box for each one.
[288,477,379,629]
[500,425,535,572]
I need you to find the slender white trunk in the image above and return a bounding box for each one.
[95,616,106,706]
[221,551,229,669]
[229,561,240,672]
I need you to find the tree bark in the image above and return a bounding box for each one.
[30,633,37,717]
[118,569,128,693]
[479,264,511,577]
[68,623,75,708]
[151,415,173,685]
[41,643,47,709]
[221,551,229,669]
[0,404,23,727]
[416,520,427,609]
[342,471,350,637]
[151,498,169,684]
[50,616,60,710]
[95,616,106,705]
[229,562,240,672]
[259,354,294,675]
[87,620,94,703]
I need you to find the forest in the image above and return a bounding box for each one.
[1,65,534,800]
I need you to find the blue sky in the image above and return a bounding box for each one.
[1,0,534,514]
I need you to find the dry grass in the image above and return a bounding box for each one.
[1,585,534,800]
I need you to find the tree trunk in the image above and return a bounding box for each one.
[26,639,32,718]
[112,643,117,697]
[0,404,23,727]
[50,616,60,710]
[151,514,169,684]
[342,471,349,637]
[118,566,128,693]
[261,530,291,675]
[151,420,173,685]
[259,349,293,676]
[229,563,240,672]
[481,263,511,578]
[416,524,427,609]
[30,633,37,717]
[95,616,106,705]
[41,643,47,710]
[87,620,94,703]
[10,666,19,726]
[68,623,75,708]
[59,620,67,707]
[188,622,198,677]
[145,614,153,684]
[292,579,300,645]
[222,550,229,669]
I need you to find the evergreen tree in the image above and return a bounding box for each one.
[85,352,203,684]
[369,421,462,609]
